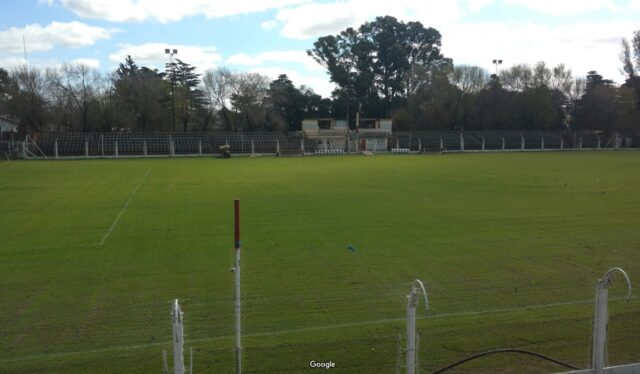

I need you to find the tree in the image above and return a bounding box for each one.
[202,67,236,131]
[113,55,170,131]
[6,66,49,133]
[165,59,207,132]
[309,16,450,122]
[620,30,640,110]
[229,72,270,131]
[572,71,637,133]
[449,65,490,95]
[46,63,102,132]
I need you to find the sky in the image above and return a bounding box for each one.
[0,0,639,97]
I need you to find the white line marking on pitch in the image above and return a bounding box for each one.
[3,296,636,364]
[98,167,152,246]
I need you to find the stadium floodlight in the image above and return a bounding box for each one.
[492,59,503,75]
[406,279,429,374]
[592,268,632,372]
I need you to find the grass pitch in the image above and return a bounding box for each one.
[0,152,639,373]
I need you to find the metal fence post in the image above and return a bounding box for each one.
[541,136,544,150]
[502,136,505,151]
[115,140,118,158]
[85,140,89,158]
[54,140,59,159]
[460,132,464,151]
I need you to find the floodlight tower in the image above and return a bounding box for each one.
[406,279,429,374]
[165,48,178,131]
[592,268,632,373]
[492,59,503,76]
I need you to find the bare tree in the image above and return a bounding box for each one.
[449,65,490,94]
[230,72,270,131]
[8,66,49,132]
[499,64,533,91]
[46,63,102,132]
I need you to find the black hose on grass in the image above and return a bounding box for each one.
[431,348,583,374]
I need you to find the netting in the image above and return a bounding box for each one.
[20,130,625,159]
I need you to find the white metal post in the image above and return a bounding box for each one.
[100,135,104,157]
[482,137,485,151]
[115,140,118,158]
[520,133,525,150]
[198,140,202,156]
[591,268,632,374]
[541,136,544,150]
[172,299,185,374]
[561,136,564,150]
[418,138,421,152]
[54,140,59,159]
[440,137,443,149]
[597,136,601,149]
[301,138,304,153]
[502,136,505,151]
[579,136,583,150]
[276,140,280,154]
[406,288,417,374]
[406,280,429,374]
[460,132,464,151]
[85,141,89,158]
[144,141,147,157]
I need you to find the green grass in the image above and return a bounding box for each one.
[0,152,639,373]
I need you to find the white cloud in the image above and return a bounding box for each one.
[71,58,101,69]
[503,0,618,16]
[628,0,640,10]
[261,20,278,31]
[440,21,635,83]
[274,0,461,40]
[227,50,323,71]
[248,66,335,97]
[0,21,117,53]
[109,43,223,73]
[54,0,309,23]
[465,0,496,11]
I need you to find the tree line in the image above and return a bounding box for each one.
[1,16,639,135]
